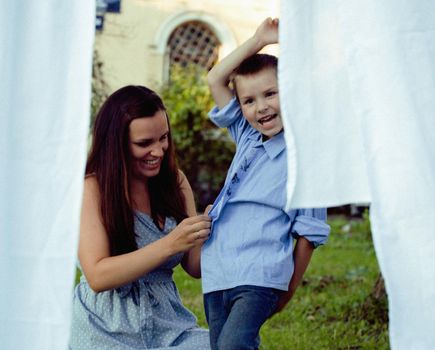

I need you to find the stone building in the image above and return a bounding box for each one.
[95,0,279,92]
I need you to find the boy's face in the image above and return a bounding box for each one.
[235,68,282,139]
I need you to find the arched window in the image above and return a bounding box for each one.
[167,21,220,72]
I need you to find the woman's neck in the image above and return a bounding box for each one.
[129,178,151,214]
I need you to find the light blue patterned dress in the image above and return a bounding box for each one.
[69,212,210,349]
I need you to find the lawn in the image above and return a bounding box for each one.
[173,214,389,350]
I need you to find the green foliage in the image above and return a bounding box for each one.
[90,49,109,128]
[160,64,235,211]
[174,214,389,349]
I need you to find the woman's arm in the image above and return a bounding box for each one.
[78,176,210,292]
[179,170,209,278]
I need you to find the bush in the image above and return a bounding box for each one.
[90,49,109,128]
[160,65,235,211]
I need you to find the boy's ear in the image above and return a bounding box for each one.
[229,75,236,95]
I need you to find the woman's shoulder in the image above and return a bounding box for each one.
[83,174,100,199]
[177,169,192,190]
[84,173,97,186]
[177,169,186,182]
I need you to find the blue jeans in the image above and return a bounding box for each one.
[204,285,281,350]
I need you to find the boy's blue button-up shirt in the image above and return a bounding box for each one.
[201,97,331,294]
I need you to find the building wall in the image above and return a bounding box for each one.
[95,0,279,92]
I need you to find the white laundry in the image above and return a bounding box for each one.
[279,1,435,349]
[0,1,94,349]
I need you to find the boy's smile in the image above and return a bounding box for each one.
[236,67,283,139]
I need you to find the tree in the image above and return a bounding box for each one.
[90,49,109,127]
[160,64,235,211]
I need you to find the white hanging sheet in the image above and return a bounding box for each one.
[0,1,94,349]
[279,1,435,349]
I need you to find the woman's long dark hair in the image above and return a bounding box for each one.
[86,85,187,256]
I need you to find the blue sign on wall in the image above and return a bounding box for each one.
[105,0,121,13]
[96,0,121,30]
[96,15,104,31]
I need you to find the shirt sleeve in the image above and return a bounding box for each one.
[290,208,330,248]
[208,97,253,144]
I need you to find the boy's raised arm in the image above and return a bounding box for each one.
[207,17,279,109]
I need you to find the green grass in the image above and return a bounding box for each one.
[174,215,389,350]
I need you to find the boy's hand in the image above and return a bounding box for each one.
[271,288,295,317]
[254,17,279,47]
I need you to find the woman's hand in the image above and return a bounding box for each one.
[166,215,211,255]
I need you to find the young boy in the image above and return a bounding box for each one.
[201,18,331,349]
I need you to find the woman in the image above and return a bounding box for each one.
[69,85,211,349]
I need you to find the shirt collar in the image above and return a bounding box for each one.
[248,130,286,159]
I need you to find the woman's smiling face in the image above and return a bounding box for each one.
[129,110,169,180]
